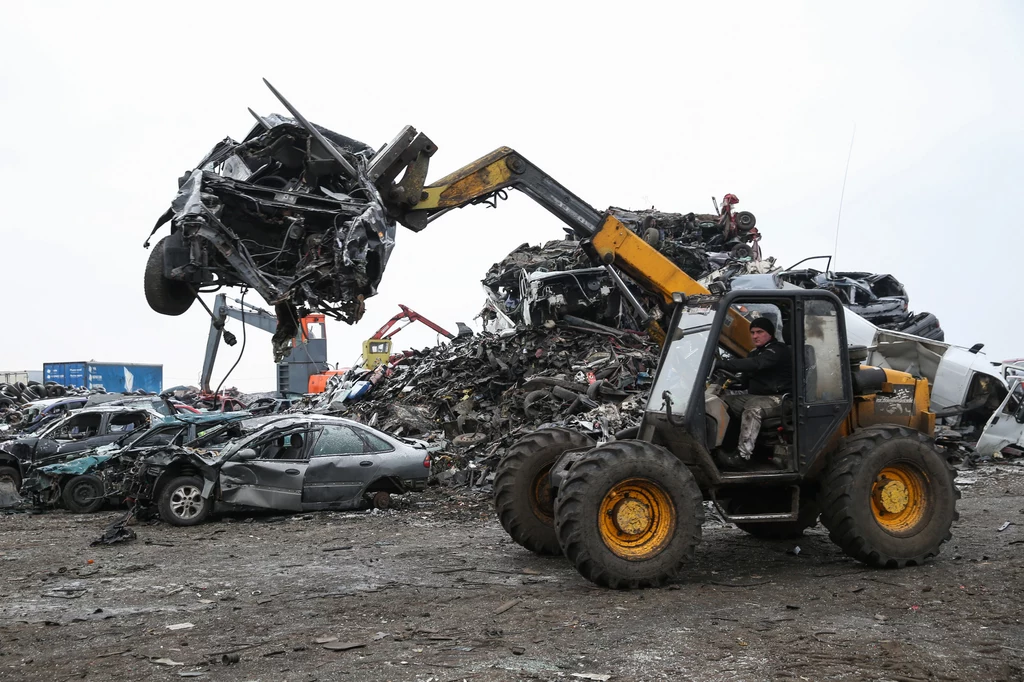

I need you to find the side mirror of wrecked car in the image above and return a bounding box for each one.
[236,448,259,461]
[1015,405,1024,424]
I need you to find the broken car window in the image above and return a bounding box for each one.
[48,414,102,440]
[109,413,149,433]
[311,425,387,456]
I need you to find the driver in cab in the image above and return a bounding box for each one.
[717,317,792,469]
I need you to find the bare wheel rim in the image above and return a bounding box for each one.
[170,484,203,520]
[529,464,555,523]
[598,478,676,560]
[71,482,97,506]
[871,463,928,536]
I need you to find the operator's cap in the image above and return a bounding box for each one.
[749,317,776,338]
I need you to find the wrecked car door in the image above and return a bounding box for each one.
[975,381,1024,457]
[303,425,393,510]
[218,430,312,511]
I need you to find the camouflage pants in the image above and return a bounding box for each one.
[723,394,784,458]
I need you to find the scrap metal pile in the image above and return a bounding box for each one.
[316,327,658,478]
[777,268,943,340]
[478,199,766,333]
[146,110,397,359]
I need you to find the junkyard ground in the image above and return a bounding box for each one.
[1,466,1022,682]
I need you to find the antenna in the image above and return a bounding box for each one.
[831,125,857,272]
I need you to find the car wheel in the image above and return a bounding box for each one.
[144,236,195,316]
[371,491,392,510]
[62,475,106,514]
[0,465,21,490]
[158,475,211,526]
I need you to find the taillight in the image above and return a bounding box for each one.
[423,454,431,468]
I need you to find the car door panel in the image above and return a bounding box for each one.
[219,460,307,511]
[303,425,391,510]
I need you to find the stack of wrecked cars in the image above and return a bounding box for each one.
[22,413,432,529]
[21,411,249,513]
[0,403,163,489]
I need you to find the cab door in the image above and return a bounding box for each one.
[795,296,853,467]
[975,381,1024,457]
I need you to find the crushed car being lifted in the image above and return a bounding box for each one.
[145,107,400,359]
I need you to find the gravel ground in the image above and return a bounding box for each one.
[1,464,1022,681]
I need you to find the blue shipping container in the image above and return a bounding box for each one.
[42,362,163,394]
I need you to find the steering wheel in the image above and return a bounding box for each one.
[711,352,738,383]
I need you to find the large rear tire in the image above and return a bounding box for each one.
[554,440,703,589]
[144,236,195,316]
[818,426,959,568]
[494,428,595,555]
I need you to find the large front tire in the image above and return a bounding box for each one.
[554,441,703,589]
[494,428,595,555]
[818,426,959,568]
[144,236,195,316]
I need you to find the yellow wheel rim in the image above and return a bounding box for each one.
[529,464,554,523]
[598,478,676,560]
[871,464,928,534]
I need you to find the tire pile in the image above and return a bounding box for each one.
[0,382,94,429]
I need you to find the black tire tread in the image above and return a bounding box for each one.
[554,441,704,589]
[144,236,195,316]
[494,427,595,556]
[818,426,959,568]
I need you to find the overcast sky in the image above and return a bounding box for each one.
[1,2,1021,392]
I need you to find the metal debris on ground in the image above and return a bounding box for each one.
[91,509,137,546]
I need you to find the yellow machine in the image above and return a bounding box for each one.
[260,87,958,589]
[360,128,958,589]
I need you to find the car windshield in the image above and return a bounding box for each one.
[38,414,74,439]
[648,306,717,417]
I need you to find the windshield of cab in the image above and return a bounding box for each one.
[648,306,716,416]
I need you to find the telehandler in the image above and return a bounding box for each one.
[195,84,962,589]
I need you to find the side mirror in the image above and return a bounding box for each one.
[235,448,258,461]
[1015,404,1024,425]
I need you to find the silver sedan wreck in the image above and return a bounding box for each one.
[129,415,432,526]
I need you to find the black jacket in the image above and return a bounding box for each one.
[721,340,793,396]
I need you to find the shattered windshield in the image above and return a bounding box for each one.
[648,307,716,417]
